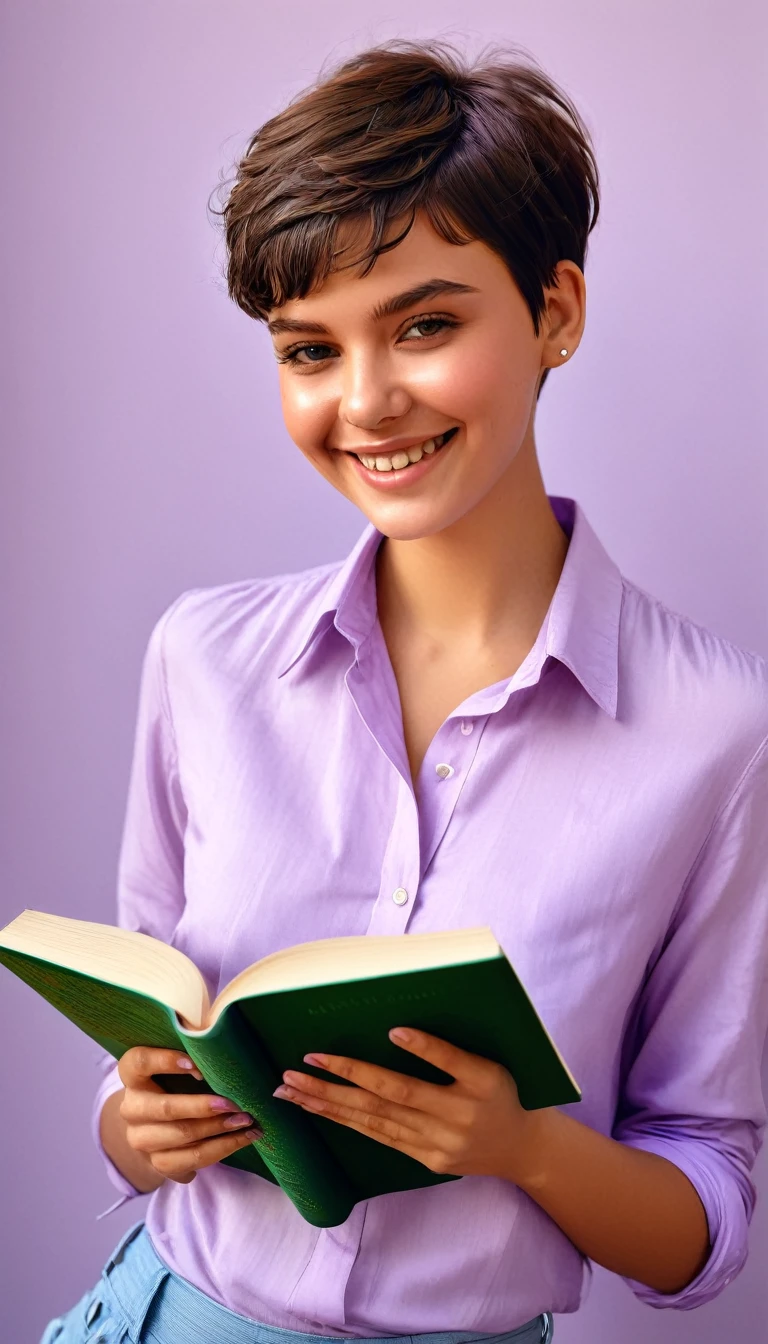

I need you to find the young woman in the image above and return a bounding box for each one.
[41,38,768,1344]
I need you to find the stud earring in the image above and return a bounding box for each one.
[559,349,568,357]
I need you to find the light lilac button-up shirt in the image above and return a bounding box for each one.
[91,496,768,1333]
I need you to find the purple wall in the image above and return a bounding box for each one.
[2,2,766,1338]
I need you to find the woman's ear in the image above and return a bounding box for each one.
[541,260,586,371]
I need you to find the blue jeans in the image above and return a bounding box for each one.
[39,1220,554,1344]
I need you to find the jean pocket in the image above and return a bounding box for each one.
[38,1284,112,1344]
[83,1285,125,1342]
[85,1291,105,1330]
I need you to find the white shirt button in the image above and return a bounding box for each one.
[460,720,472,735]
[392,887,409,906]
[435,762,454,779]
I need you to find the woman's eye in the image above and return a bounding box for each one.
[278,344,335,365]
[400,316,456,341]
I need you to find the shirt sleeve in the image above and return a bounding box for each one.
[613,734,768,1309]
[91,594,191,1216]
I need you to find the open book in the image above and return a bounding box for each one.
[0,910,580,1226]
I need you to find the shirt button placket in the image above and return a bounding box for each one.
[366,777,420,935]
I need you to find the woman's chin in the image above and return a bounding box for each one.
[356,496,474,543]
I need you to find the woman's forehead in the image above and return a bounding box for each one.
[270,215,493,321]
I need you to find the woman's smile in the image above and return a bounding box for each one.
[342,426,460,489]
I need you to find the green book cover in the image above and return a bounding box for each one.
[0,912,580,1227]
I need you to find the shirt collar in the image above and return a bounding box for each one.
[277,496,623,719]
[540,496,622,718]
[276,524,382,679]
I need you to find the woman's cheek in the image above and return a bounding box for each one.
[280,382,335,460]
[453,342,539,436]
[426,349,498,424]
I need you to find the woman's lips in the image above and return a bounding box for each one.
[346,429,458,490]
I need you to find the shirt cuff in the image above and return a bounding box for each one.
[617,1132,755,1309]
[91,1058,146,1215]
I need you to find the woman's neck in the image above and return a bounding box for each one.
[375,444,569,658]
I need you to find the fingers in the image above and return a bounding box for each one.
[279,1085,457,1174]
[116,1046,263,1184]
[275,1072,426,1129]
[148,1125,261,1182]
[118,1047,203,1090]
[127,1109,257,1154]
[387,1028,486,1086]
[285,1050,450,1119]
[280,1083,424,1143]
[120,1076,262,1161]
[120,1087,246,1124]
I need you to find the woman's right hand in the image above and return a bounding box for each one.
[116,1046,262,1185]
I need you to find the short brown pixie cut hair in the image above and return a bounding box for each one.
[220,38,600,399]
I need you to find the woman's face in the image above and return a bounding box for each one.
[268,212,583,541]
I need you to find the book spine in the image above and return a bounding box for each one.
[176,1004,357,1228]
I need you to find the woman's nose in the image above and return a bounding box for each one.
[338,352,412,429]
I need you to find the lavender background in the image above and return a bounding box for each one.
[1,1,766,1338]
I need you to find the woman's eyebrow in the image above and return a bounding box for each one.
[267,279,479,337]
[370,278,479,321]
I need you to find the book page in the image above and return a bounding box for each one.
[209,925,500,1025]
[0,910,209,1028]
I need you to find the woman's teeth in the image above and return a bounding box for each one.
[357,434,443,473]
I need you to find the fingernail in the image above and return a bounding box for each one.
[177,1057,194,1069]
[303,1053,328,1068]
[273,1085,294,1099]
[223,1111,253,1128]
[389,1028,411,1043]
[210,1097,240,1112]
[245,1127,262,1140]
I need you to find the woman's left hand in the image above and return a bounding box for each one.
[272,1027,545,1181]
